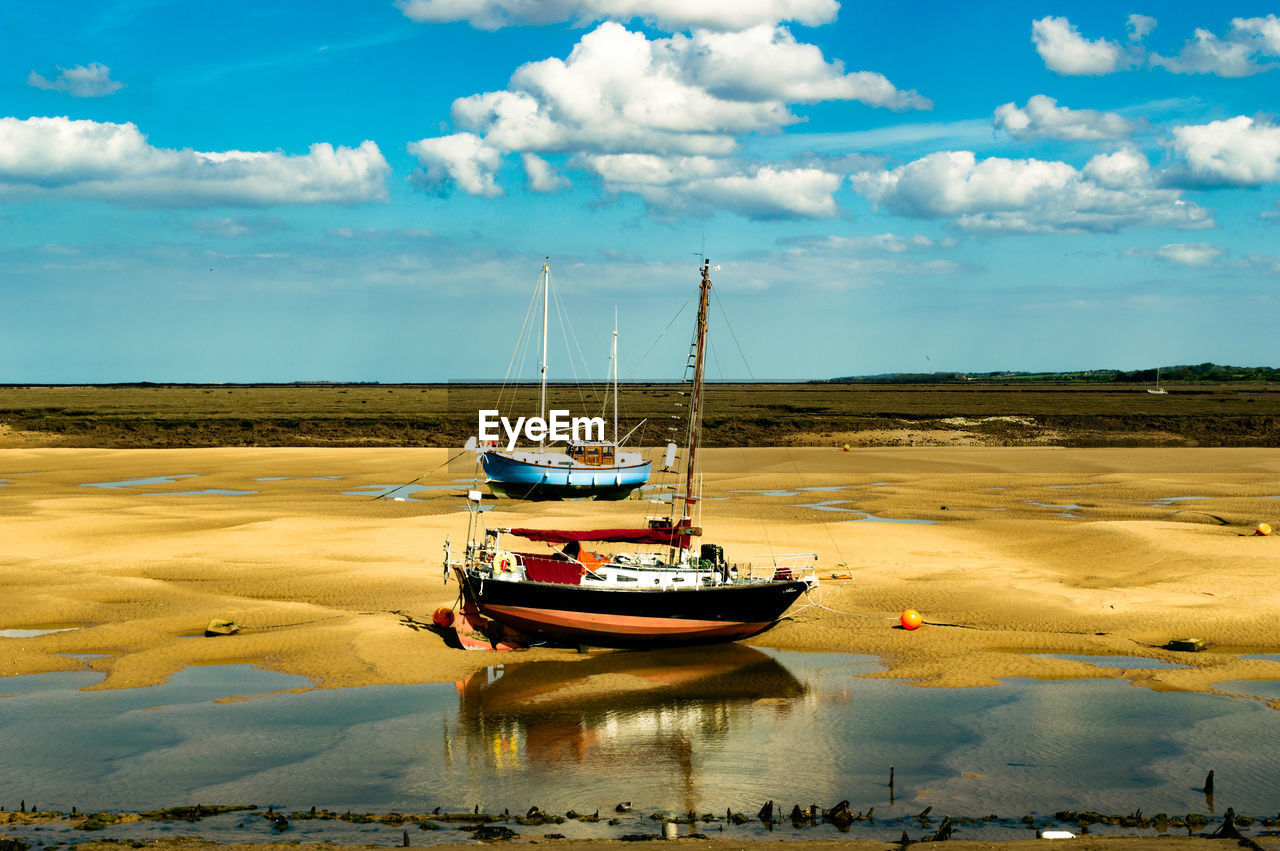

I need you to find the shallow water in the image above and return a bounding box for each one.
[2,647,1278,833]
[1032,654,1190,670]
[81,474,198,489]
[0,627,78,639]
[1215,680,1280,701]
[341,484,453,501]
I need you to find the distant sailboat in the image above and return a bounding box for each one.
[1148,366,1168,395]
[478,262,651,500]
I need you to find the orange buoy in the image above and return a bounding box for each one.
[1256,522,1273,536]
[432,606,455,628]
[900,609,923,630]
[842,444,851,452]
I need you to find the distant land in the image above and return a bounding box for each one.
[831,363,1280,384]
[2,365,1277,449]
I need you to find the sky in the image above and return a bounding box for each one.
[2,1,1278,382]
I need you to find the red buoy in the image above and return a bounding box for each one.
[900,609,923,630]
[432,606,455,628]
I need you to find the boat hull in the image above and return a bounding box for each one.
[481,450,651,501]
[457,570,810,648]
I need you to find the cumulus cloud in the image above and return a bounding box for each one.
[407,132,504,196]
[394,0,840,31]
[666,25,930,109]
[0,117,389,206]
[26,62,123,97]
[1081,147,1151,189]
[1168,116,1280,187]
[1032,16,1124,75]
[849,149,1213,234]
[521,153,571,192]
[993,95,1134,141]
[1150,14,1280,76]
[1038,13,1280,77]
[407,21,926,218]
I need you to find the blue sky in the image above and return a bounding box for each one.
[2,0,1278,382]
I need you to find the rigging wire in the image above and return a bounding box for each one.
[708,284,850,570]
[494,266,545,416]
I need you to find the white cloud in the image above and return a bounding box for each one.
[192,216,286,238]
[674,25,930,110]
[850,149,1213,234]
[1032,16,1124,75]
[768,232,961,287]
[993,95,1134,141]
[1127,14,1157,42]
[1153,242,1224,267]
[1169,116,1280,187]
[26,62,123,97]
[408,21,926,218]
[394,0,840,32]
[783,232,955,253]
[675,166,842,219]
[0,116,389,206]
[1081,147,1150,189]
[1150,14,1280,76]
[407,132,504,196]
[576,152,726,185]
[576,153,841,218]
[521,153,570,191]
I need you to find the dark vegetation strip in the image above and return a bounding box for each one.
[1,383,1277,448]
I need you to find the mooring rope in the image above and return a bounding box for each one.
[371,449,471,501]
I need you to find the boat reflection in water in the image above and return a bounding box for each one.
[446,645,807,813]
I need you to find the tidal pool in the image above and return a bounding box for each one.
[81,475,198,489]
[1,648,1278,843]
[1031,654,1190,670]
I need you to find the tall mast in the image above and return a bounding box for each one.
[611,308,618,446]
[682,259,711,523]
[539,260,549,445]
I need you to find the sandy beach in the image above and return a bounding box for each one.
[2,446,1279,701]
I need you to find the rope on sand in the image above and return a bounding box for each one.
[790,588,897,622]
[792,588,984,629]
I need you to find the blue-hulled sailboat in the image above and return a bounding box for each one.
[479,262,651,500]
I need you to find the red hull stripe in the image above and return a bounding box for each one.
[485,605,771,641]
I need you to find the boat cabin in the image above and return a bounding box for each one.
[567,442,615,467]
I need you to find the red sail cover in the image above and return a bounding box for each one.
[510,526,692,548]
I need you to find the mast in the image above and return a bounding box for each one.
[539,260,549,445]
[611,309,618,446]
[682,259,711,523]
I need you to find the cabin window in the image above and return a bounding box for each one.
[613,574,638,583]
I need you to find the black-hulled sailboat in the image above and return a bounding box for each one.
[442,260,818,648]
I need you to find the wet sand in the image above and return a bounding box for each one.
[2,447,1280,701]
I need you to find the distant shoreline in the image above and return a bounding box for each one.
[2,382,1277,449]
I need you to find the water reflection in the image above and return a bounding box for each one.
[449,646,806,814]
[2,650,1279,829]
